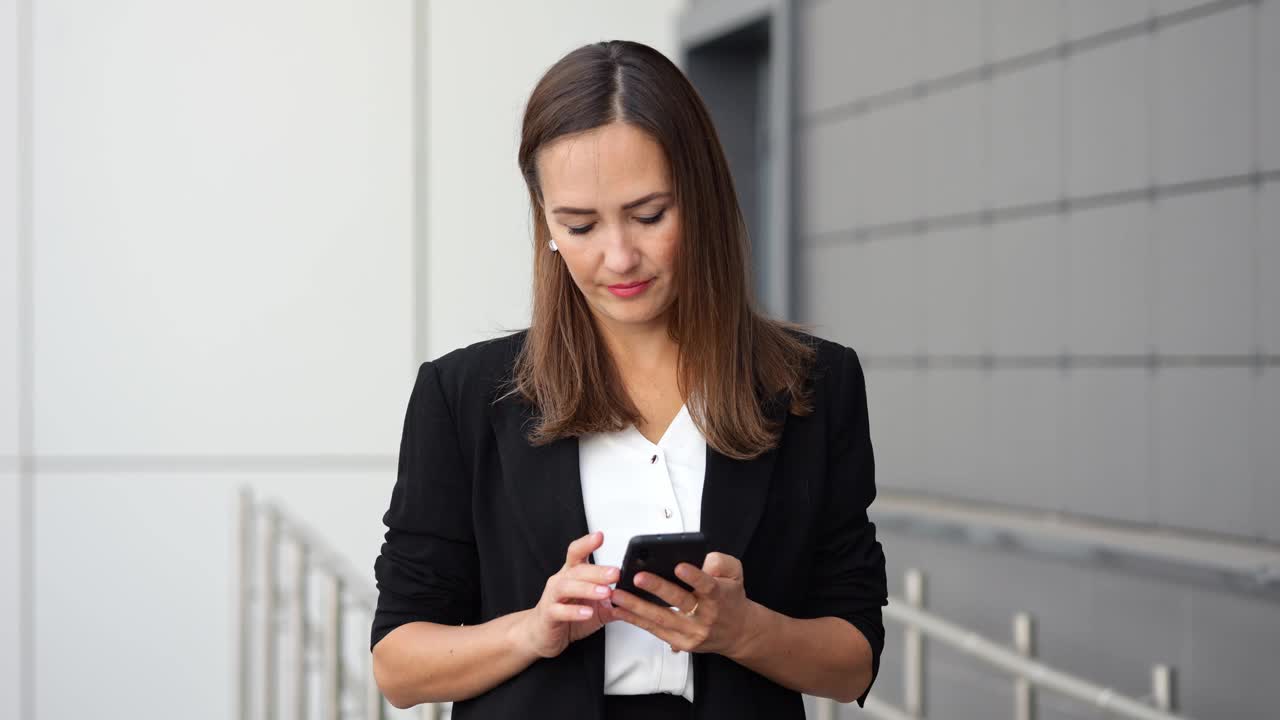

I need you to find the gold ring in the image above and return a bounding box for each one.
[683,600,700,618]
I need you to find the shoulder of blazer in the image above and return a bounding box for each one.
[424,328,528,415]
[782,328,856,396]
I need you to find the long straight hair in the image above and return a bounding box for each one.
[510,40,816,461]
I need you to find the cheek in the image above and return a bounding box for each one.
[558,248,596,287]
[655,223,682,270]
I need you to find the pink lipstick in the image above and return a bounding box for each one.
[607,278,654,298]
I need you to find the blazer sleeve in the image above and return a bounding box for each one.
[370,360,481,652]
[796,344,889,708]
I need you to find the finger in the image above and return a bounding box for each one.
[552,577,614,603]
[564,531,603,568]
[607,601,684,647]
[546,602,599,622]
[702,552,743,580]
[563,563,621,585]
[610,589,684,633]
[673,562,718,595]
[633,571,696,610]
[595,597,619,624]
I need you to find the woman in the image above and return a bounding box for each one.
[370,40,887,720]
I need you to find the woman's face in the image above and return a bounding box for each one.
[537,121,681,333]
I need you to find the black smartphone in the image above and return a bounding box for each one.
[616,532,709,606]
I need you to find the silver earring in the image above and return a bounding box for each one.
[549,239,559,252]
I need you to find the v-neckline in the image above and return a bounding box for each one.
[633,401,689,449]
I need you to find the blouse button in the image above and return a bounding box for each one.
[663,507,673,519]
[650,454,657,464]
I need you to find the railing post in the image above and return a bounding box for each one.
[814,695,836,720]
[236,488,255,720]
[293,544,309,720]
[904,569,925,719]
[1152,664,1176,712]
[261,506,280,720]
[324,573,345,720]
[1014,612,1036,720]
[365,654,386,720]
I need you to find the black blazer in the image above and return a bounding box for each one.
[370,329,887,719]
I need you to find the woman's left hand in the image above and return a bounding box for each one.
[608,551,757,658]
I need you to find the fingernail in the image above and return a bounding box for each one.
[607,567,620,578]
[595,585,609,595]
[578,606,593,617]
[634,574,648,588]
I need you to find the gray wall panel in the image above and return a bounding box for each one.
[1153,188,1254,355]
[785,0,1280,714]
[1153,4,1252,185]
[1067,35,1148,198]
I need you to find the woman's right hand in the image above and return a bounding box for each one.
[517,530,619,659]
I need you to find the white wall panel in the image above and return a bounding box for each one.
[0,474,18,720]
[34,471,395,720]
[1,0,19,460]
[36,474,236,720]
[32,0,415,457]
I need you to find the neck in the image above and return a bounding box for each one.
[592,312,680,377]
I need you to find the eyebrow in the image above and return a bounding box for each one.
[550,191,672,215]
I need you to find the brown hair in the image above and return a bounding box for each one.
[508,39,816,461]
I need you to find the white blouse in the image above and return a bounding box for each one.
[578,401,707,702]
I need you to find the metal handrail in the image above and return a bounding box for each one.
[236,490,1188,720]
[235,486,446,720]
[813,568,1189,720]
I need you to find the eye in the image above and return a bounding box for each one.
[566,223,595,236]
[637,209,666,225]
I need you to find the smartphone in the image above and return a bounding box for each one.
[616,532,708,606]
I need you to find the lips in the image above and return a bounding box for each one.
[606,278,654,297]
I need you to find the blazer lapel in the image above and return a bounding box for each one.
[698,388,790,562]
[489,394,604,718]
[490,394,591,580]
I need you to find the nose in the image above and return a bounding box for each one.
[600,223,641,277]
